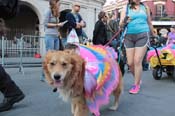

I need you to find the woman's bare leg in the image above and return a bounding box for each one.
[126,48,135,76]
[134,46,147,85]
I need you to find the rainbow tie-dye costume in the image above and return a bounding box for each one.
[77,45,120,116]
[147,44,175,68]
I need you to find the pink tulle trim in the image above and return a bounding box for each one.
[86,63,120,116]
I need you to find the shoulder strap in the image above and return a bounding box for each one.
[123,3,129,28]
[126,3,129,16]
[140,3,148,15]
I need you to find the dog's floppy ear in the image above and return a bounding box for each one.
[64,49,75,55]
[69,54,85,96]
[42,50,55,85]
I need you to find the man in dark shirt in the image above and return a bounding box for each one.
[0,0,25,112]
[66,2,86,43]
[0,65,25,112]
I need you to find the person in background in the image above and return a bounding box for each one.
[106,12,126,75]
[41,0,63,81]
[0,18,25,112]
[160,33,168,45]
[66,2,86,44]
[120,0,155,94]
[106,12,119,51]
[166,25,175,45]
[92,11,108,45]
[158,28,168,45]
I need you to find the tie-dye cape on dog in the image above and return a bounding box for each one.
[77,45,120,116]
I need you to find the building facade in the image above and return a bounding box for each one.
[144,0,175,28]
[6,0,105,39]
[5,0,105,55]
[103,0,175,32]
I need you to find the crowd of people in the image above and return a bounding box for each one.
[41,0,175,95]
[1,0,175,113]
[41,0,154,94]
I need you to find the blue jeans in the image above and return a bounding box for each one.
[61,38,67,47]
[45,35,60,51]
[41,35,60,81]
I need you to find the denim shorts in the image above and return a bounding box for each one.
[124,32,150,48]
[45,35,59,51]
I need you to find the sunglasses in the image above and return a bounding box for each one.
[75,5,80,7]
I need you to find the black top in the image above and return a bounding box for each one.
[0,0,18,20]
[93,20,107,45]
[66,12,83,36]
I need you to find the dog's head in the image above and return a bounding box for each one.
[43,50,85,96]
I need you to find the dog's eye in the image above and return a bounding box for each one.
[62,62,67,67]
[50,62,56,66]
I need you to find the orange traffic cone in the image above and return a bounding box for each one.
[34,53,41,58]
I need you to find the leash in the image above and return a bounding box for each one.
[117,27,127,63]
[103,27,127,64]
[104,16,129,63]
[104,28,122,47]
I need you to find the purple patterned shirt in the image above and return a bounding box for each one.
[168,32,175,44]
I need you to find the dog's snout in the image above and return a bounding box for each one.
[54,74,61,80]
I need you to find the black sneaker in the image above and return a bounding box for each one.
[0,93,25,112]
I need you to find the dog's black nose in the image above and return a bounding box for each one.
[54,74,61,80]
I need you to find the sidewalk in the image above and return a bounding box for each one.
[0,68,175,116]
[0,57,42,64]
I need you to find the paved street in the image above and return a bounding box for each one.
[1,67,175,116]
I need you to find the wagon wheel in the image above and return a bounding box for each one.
[167,67,173,77]
[152,67,162,80]
[172,67,175,82]
[167,72,172,77]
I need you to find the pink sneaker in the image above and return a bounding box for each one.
[129,85,140,94]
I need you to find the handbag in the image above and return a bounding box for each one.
[67,29,79,43]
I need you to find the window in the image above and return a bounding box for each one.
[156,4,166,17]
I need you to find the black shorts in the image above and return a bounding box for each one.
[124,32,150,49]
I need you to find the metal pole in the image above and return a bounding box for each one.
[160,5,163,17]
[19,34,24,74]
[94,8,97,23]
[1,36,5,66]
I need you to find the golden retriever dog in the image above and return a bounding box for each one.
[43,47,123,116]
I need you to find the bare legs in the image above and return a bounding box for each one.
[126,46,147,85]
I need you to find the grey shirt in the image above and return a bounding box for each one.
[107,19,119,40]
[44,9,59,36]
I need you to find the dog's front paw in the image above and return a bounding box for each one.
[109,104,118,111]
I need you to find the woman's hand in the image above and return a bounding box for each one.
[120,17,131,29]
[126,17,131,23]
[57,22,64,27]
[151,33,157,38]
[76,23,81,29]
[80,21,86,27]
